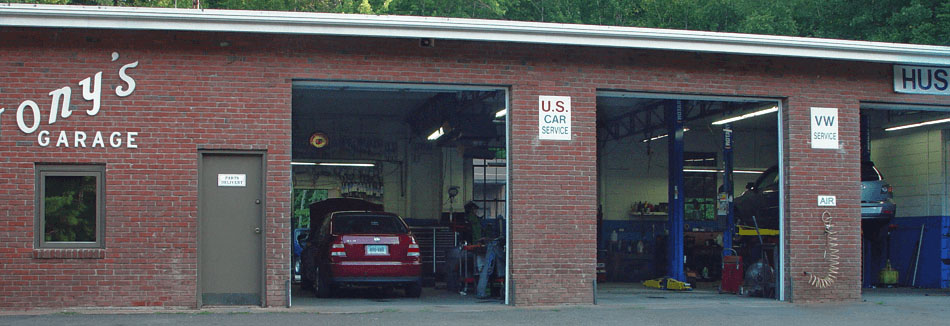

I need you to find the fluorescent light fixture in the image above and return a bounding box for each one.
[884,117,950,131]
[684,168,764,174]
[427,127,446,141]
[318,162,375,167]
[642,128,689,142]
[711,106,778,125]
[495,108,507,118]
[291,161,375,167]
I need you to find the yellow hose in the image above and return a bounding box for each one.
[807,211,839,289]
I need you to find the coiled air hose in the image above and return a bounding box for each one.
[807,211,839,288]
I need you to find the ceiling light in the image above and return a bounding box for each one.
[711,106,778,125]
[642,128,690,143]
[291,161,375,167]
[683,168,764,174]
[318,162,375,167]
[427,127,446,141]
[495,109,507,118]
[884,117,950,131]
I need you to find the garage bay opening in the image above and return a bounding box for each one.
[859,104,950,298]
[290,82,509,307]
[596,92,783,302]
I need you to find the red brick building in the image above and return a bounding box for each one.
[1,4,949,310]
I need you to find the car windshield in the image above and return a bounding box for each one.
[331,214,408,234]
[861,162,882,182]
[756,167,779,190]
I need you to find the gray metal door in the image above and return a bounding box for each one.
[199,153,264,306]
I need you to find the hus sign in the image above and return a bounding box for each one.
[894,65,950,96]
[538,96,571,140]
[811,107,838,149]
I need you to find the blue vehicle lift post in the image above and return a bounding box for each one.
[666,100,686,282]
[722,124,735,251]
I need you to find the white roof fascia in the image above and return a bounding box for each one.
[1,4,949,65]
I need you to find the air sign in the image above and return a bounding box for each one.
[538,96,571,140]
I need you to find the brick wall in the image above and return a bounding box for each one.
[1,27,949,309]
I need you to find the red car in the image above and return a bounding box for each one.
[302,210,422,297]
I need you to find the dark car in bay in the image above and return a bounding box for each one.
[734,161,895,231]
[733,165,781,230]
[300,199,422,298]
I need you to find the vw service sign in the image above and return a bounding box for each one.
[811,107,839,149]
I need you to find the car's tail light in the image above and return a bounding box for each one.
[330,238,346,257]
[407,236,420,257]
[881,184,892,195]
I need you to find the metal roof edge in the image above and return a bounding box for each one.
[1,3,949,65]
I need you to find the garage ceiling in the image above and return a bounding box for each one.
[292,86,507,151]
[597,96,779,144]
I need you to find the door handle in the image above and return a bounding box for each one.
[254,227,261,234]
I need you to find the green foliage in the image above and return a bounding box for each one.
[44,176,97,242]
[292,189,328,228]
[13,0,948,44]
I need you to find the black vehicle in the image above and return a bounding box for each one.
[734,162,895,231]
[733,166,781,230]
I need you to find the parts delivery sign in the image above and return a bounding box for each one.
[539,96,571,140]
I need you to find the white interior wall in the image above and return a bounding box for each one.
[441,147,468,213]
[408,143,442,220]
[871,128,948,217]
[599,127,778,221]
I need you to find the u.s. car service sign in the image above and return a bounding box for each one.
[539,96,571,140]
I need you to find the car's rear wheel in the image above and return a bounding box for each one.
[405,281,422,298]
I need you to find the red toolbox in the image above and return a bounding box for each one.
[720,249,743,294]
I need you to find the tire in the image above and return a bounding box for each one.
[405,281,422,298]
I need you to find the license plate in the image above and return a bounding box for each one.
[365,245,389,256]
[862,206,882,214]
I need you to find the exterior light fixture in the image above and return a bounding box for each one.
[711,106,778,125]
[884,117,950,131]
[642,128,690,143]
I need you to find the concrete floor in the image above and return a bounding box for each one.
[288,280,950,314]
[4,283,949,326]
[287,281,778,313]
[289,281,506,313]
